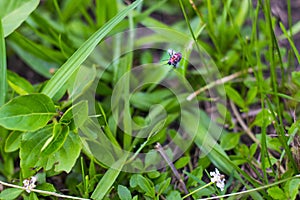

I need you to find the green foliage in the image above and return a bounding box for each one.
[117,185,132,200]
[0,188,23,200]
[0,94,56,131]
[0,0,300,199]
[0,0,39,37]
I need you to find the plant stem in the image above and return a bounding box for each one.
[0,180,90,200]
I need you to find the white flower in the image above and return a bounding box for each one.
[23,176,37,193]
[210,168,225,191]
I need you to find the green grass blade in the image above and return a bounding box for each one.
[91,155,128,199]
[279,22,300,64]
[0,20,6,106]
[42,0,143,99]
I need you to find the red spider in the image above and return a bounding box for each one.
[167,49,182,67]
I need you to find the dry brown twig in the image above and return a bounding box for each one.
[187,68,254,101]
[155,143,189,197]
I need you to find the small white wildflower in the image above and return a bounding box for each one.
[23,176,37,193]
[210,168,225,191]
[167,49,175,55]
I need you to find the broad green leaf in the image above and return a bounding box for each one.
[117,185,132,200]
[0,0,39,37]
[174,156,190,169]
[5,131,23,152]
[20,125,53,177]
[0,188,23,200]
[225,85,245,109]
[42,0,143,99]
[7,70,34,95]
[0,94,56,131]
[53,132,81,173]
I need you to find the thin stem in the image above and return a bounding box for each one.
[155,143,189,195]
[182,182,214,199]
[187,68,254,101]
[230,100,285,174]
[197,174,300,200]
[230,100,259,145]
[0,180,90,200]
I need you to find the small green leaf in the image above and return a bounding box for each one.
[5,131,23,152]
[7,70,34,95]
[174,156,190,169]
[144,149,160,168]
[36,183,56,196]
[0,188,23,200]
[216,103,233,125]
[252,109,274,127]
[130,174,139,188]
[29,192,39,200]
[220,133,240,150]
[54,132,81,173]
[137,175,155,197]
[20,125,53,177]
[156,177,171,195]
[286,179,300,200]
[267,186,286,200]
[225,85,245,109]
[118,185,132,200]
[0,94,56,131]
[249,143,258,157]
[41,123,69,156]
[292,71,300,87]
[166,190,181,199]
[246,86,257,105]
[147,171,160,179]
[0,0,39,37]
[60,100,88,130]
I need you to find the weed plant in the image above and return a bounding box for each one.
[0,0,299,199]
